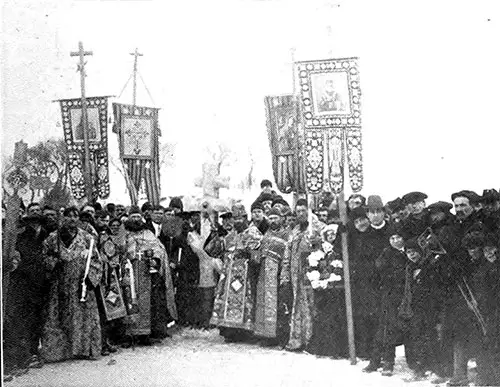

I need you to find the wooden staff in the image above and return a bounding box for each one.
[80,238,95,302]
[70,42,93,201]
[338,190,356,364]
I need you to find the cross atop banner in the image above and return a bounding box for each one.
[294,57,363,194]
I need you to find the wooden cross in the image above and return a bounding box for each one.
[70,41,93,201]
[194,162,230,199]
[130,48,143,106]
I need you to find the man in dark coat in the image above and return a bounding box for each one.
[4,213,48,373]
[357,196,394,360]
[444,191,489,385]
[363,233,408,376]
[422,201,459,381]
[347,206,374,358]
[447,231,500,386]
[399,191,429,240]
[173,212,201,327]
[404,238,445,380]
[481,189,500,235]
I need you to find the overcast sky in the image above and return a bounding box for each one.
[2,0,499,205]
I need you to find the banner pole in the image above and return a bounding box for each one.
[71,42,93,202]
[130,48,143,107]
[339,128,356,365]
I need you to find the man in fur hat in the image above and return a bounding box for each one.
[250,201,269,235]
[386,198,408,225]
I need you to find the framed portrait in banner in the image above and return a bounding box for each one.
[310,72,351,116]
[122,116,154,159]
[295,57,361,128]
[60,96,109,152]
[70,107,102,143]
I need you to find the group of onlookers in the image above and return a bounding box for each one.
[3,180,500,386]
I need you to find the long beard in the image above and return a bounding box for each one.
[268,222,281,231]
[124,219,145,232]
[234,220,248,233]
[60,224,77,246]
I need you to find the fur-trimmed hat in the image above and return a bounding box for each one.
[231,203,247,218]
[427,201,453,213]
[268,207,282,217]
[402,192,428,205]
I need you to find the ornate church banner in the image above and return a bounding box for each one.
[59,96,110,199]
[112,103,161,205]
[295,58,363,193]
[264,95,305,194]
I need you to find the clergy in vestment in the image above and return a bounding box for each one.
[280,199,324,351]
[211,203,263,342]
[41,207,103,362]
[121,207,177,343]
[254,207,288,342]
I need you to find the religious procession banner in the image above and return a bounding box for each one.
[264,95,306,194]
[295,58,363,193]
[59,96,110,200]
[112,103,161,205]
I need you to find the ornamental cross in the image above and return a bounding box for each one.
[71,42,93,77]
[130,48,143,106]
[125,119,148,155]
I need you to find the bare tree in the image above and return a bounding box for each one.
[3,138,72,207]
[159,141,177,169]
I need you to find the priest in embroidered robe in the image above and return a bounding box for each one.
[41,207,103,362]
[280,198,324,351]
[254,207,288,342]
[121,207,177,344]
[211,203,263,342]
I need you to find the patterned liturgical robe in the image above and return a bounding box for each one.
[122,229,177,337]
[41,229,103,362]
[211,224,263,332]
[254,228,288,338]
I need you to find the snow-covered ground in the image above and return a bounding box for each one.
[6,328,460,387]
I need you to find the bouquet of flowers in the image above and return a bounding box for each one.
[305,224,343,290]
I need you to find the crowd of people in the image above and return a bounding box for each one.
[2,179,500,386]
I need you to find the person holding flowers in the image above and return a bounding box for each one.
[306,224,349,357]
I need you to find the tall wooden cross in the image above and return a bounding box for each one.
[130,48,143,106]
[70,41,93,201]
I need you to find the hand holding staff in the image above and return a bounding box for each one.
[80,238,95,302]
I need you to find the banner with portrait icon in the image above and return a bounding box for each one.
[112,103,161,205]
[264,95,306,194]
[59,96,110,200]
[295,57,363,193]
